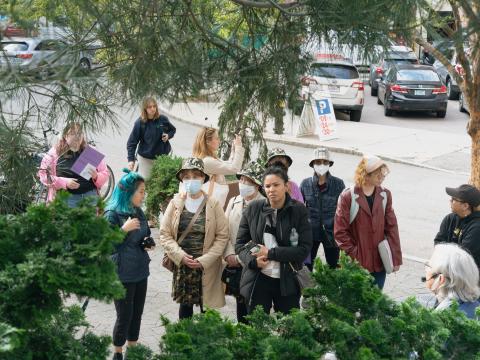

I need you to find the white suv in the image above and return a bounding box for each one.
[302,54,364,122]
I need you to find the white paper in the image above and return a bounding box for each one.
[79,163,96,180]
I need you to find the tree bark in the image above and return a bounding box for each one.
[470,124,480,188]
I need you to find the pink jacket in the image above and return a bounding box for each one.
[37,147,109,202]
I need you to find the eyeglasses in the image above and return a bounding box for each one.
[421,273,440,282]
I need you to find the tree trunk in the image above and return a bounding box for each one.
[469,121,480,188]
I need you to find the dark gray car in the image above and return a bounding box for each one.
[369,45,418,97]
[432,48,460,100]
[377,64,448,118]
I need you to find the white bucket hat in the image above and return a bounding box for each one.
[309,147,334,168]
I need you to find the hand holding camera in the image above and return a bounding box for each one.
[140,236,156,250]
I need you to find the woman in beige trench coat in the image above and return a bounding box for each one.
[160,157,229,319]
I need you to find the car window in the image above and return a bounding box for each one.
[1,42,29,51]
[35,40,64,51]
[310,63,359,79]
[386,68,396,82]
[397,70,440,81]
[386,52,417,61]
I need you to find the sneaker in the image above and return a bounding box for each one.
[112,352,123,360]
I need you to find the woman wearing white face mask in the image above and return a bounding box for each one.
[160,158,229,319]
[300,148,345,270]
[223,161,265,323]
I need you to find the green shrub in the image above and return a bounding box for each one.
[0,192,125,359]
[145,155,183,218]
[154,254,480,359]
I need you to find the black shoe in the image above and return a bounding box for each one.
[112,353,123,360]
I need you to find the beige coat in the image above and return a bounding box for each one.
[224,192,265,259]
[159,192,229,308]
[203,145,245,185]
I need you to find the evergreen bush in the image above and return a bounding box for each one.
[0,193,125,359]
[145,155,183,219]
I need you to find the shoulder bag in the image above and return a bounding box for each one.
[162,196,208,272]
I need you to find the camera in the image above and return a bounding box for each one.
[140,236,156,250]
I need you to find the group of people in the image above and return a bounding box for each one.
[37,97,480,360]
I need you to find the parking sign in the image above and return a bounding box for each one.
[311,95,338,141]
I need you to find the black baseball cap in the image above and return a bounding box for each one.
[446,184,480,207]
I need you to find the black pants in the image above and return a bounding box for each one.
[307,241,340,271]
[236,296,248,324]
[179,303,204,320]
[113,278,148,347]
[248,272,300,315]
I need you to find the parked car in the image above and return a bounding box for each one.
[0,37,93,77]
[432,47,470,100]
[301,54,364,122]
[459,92,469,114]
[369,45,418,96]
[376,64,448,118]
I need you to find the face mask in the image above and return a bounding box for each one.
[184,179,203,195]
[314,164,330,176]
[239,183,256,198]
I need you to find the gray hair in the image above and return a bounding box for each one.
[429,243,480,303]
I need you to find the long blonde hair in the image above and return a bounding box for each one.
[192,127,218,159]
[55,122,87,155]
[140,97,160,122]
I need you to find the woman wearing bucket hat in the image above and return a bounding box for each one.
[223,161,265,323]
[266,148,304,202]
[160,157,229,319]
[334,154,402,290]
[104,169,154,360]
[300,148,345,270]
[192,127,245,208]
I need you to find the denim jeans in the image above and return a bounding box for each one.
[66,189,98,208]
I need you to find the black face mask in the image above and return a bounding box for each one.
[271,161,288,171]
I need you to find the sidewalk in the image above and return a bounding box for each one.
[80,229,429,354]
[160,102,470,175]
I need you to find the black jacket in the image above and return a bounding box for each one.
[104,207,151,283]
[434,211,480,269]
[127,116,176,162]
[300,173,345,245]
[235,194,312,305]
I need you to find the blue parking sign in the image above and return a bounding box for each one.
[315,99,331,115]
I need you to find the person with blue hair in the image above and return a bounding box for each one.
[104,169,155,360]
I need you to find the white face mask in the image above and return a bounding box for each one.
[314,164,330,176]
[239,183,256,198]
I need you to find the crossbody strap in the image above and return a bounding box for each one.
[177,196,208,246]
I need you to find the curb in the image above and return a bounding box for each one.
[162,106,470,176]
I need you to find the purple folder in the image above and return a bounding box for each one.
[71,146,105,180]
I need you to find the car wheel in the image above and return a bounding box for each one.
[78,58,91,73]
[446,78,459,100]
[370,85,378,97]
[384,99,392,117]
[350,110,362,122]
[436,110,446,118]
